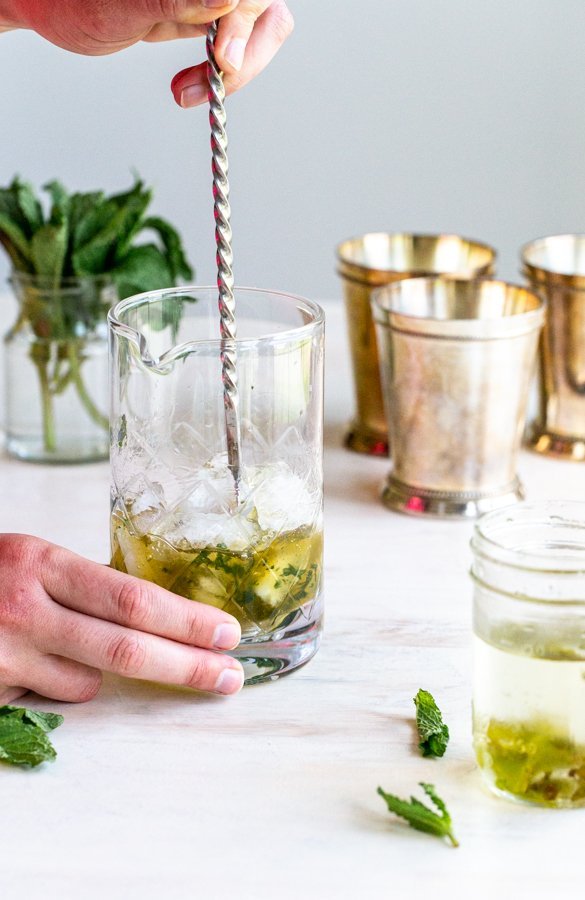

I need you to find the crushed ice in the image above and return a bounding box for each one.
[127,453,318,550]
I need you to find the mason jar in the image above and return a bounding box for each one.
[108,286,325,685]
[4,272,114,463]
[471,502,585,807]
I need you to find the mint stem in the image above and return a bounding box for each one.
[34,356,56,453]
[66,341,108,431]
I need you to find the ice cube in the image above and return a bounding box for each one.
[179,513,258,551]
[160,513,258,552]
[250,462,317,533]
[182,452,253,514]
[150,454,317,550]
[122,477,166,535]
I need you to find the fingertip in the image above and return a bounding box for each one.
[214,662,245,695]
[179,82,209,108]
[0,686,28,705]
[171,64,208,108]
[212,621,242,651]
[73,670,103,703]
[221,37,247,72]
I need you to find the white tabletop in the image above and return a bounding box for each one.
[2,300,585,900]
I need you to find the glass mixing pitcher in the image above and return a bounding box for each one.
[108,287,325,684]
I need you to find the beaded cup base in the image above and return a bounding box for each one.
[344,420,389,457]
[382,475,525,519]
[527,427,585,462]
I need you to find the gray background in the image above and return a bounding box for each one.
[1,0,585,298]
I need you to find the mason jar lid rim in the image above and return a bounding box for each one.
[472,501,585,578]
[469,564,585,606]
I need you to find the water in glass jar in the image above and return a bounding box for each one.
[473,633,585,807]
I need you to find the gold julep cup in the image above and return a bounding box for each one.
[336,233,496,455]
[522,235,585,460]
[371,277,545,518]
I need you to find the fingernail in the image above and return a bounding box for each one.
[214,666,244,695]
[180,83,208,108]
[224,38,247,71]
[213,622,241,651]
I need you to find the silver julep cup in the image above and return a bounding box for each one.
[522,234,585,460]
[336,233,496,456]
[371,277,546,518]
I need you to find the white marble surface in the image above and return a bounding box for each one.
[2,300,585,899]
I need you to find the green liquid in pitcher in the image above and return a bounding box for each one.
[111,514,323,636]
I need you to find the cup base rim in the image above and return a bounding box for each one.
[232,613,323,686]
[381,476,524,519]
[526,427,585,462]
[344,421,389,457]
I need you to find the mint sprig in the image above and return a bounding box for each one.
[413,689,449,758]
[0,176,193,297]
[0,705,63,769]
[0,176,194,455]
[377,783,458,847]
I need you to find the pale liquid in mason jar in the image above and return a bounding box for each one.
[473,634,585,807]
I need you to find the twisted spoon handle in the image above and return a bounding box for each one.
[207,20,242,497]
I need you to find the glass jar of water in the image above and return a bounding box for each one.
[471,502,585,807]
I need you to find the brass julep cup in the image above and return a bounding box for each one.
[372,277,545,518]
[522,235,585,460]
[336,233,496,455]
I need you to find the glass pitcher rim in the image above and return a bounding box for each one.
[108,284,325,351]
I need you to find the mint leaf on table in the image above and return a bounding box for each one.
[0,705,63,768]
[0,706,64,732]
[377,783,459,848]
[414,689,449,758]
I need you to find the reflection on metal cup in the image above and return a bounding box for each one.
[336,233,496,456]
[372,277,545,518]
[522,235,585,460]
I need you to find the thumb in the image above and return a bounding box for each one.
[166,1,240,26]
